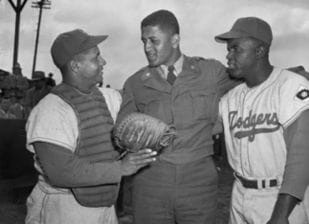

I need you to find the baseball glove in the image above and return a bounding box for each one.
[113,112,176,153]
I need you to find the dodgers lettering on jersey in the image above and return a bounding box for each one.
[219,67,309,179]
[229,110,280,142]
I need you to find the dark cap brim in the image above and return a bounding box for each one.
[215,30,249,43]
[77,35,108,54]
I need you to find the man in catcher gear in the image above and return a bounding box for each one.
[25,29,157,224]
[216,17,309,224]
[117,9,239,224]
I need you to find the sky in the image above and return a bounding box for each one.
[0,0,309,89]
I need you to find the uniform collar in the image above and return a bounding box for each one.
[160,54,184,78]
[141,67,171,93]
[140,55,201,93]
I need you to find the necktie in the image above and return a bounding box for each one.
[167,65,176,85]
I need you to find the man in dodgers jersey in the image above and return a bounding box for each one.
[215,17,309,224]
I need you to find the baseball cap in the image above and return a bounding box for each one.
[215,17,272,45]
[51,29,108,69]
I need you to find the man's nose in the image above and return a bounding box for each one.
[226,51,233,60]
[144,40,152,52]
[100,56,106,66]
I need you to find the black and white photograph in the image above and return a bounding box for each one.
[0,0,309,224]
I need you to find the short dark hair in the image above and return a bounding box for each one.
[141,10,179,34]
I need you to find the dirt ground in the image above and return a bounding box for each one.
[0,159,233,224]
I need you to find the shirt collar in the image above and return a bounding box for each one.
[160,54,184,78]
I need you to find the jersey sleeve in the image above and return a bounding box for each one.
[100,87,122,123]
[279,72,309,127]
[26,94,78,153]
[280,110,309,200]
[34,142,122,188]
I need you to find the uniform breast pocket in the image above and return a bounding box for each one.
[137,98,172,124]
[136,98,160,114]
[190,90,218,121]
[144,99,160,115]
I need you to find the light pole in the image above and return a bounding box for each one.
[7,0,29,74]
[31,0,50,77]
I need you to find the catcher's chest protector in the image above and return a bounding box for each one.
[51,83,119,207]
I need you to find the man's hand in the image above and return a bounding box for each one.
[120,149,157,176]
[266,194,299,224]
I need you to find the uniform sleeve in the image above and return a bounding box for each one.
[212,98,224,135]
[34,142,122,188]
[100,88,122,123]
[117,78,139,122]
[27,94,122,188]
[26,94,78,152]
[279,73,309,127]
[280,110,309,200]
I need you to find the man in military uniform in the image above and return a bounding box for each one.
[117,9,239,224]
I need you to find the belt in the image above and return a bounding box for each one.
[234,172,278,189]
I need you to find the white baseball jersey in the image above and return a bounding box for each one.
[219,67,309,180]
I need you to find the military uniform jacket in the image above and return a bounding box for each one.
[118,55,238,164]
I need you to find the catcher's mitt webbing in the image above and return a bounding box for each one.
[113,112,176,152]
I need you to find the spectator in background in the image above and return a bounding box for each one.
[6,89,24,119]
[0,92,25,119]
[46,72,56,87]
[12,62,23,76]
[25,71,51,109]
[0,75,28,119]
[0,97,16,119]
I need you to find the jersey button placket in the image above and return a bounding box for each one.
[244,92,252,176]
[240,91,248,176]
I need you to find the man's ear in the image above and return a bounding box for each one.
[256,45,267,58]
[171,34,180,48]
[69,59,80,73]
